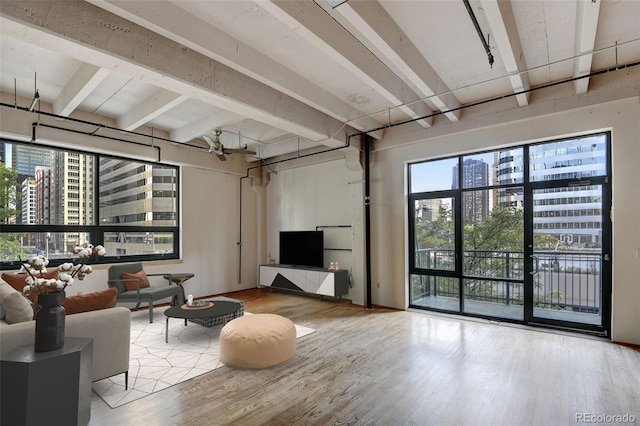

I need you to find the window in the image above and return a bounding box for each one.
[0,139,179,269]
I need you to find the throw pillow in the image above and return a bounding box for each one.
[63,288,118,315]
[2,271,60,311]
[0,282,34,324]
[122,270,151,291]
[2,270,59,292]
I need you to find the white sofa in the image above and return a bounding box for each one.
[0,306,131,383]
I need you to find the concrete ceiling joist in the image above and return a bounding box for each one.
[170,111,245,144]
[572,0,601,95]
[260,0,434,128]
[256,136,319,161]
[53,63,110,116]
[0,1,352,148]
[480,0,531,107]
[89,0,383,140]
[118,89,189,131]
[320,0,462,122]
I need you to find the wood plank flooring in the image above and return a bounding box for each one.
[89,288,640,425]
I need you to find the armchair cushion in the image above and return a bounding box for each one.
[122,270,151,291]
[64,288,118,315]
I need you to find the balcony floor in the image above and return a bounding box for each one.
[412,296,601,326]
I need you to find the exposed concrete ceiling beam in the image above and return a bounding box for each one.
[0,1,351,147]
[256,136,319,160]
[480,0,530,106]
[171,111,245,144]
[89,0,383,139]
[118,89,188,131]
[321,0,461,122]
[572,0,601,94]
[376,64,640,152]
[52,63,110,116]
[260,0,433,128]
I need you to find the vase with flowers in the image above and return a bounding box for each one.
[21,243,106,352]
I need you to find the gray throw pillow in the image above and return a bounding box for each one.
[0,282,34,324]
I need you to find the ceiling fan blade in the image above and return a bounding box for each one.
[216,153,227,161]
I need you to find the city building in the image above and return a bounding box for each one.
[453,158,489,223]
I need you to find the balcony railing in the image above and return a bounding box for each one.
[413,249,602,314]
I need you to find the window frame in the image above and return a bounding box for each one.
[0,139,180,270]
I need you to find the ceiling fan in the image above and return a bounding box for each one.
[203,129,256,161]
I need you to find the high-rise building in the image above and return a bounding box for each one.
[415,199,442,222]
[11,143,53,183]
[496,138,606,246]
[34,166,51,225]
[453,158,489,223]
[47,151,94,253]
[21,177,36,225]
[99,158,176,255]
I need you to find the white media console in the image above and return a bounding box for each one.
[259,264,349,298]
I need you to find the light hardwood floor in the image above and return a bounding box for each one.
[90,288,640,426]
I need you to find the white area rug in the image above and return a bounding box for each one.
[93,307,315,408]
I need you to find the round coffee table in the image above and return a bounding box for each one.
[163,301,241,343]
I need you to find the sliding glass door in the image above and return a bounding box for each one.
[408,132,611,335]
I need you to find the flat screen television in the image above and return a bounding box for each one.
[279,230,324,268]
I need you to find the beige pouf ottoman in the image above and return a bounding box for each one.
[220,313,296,369]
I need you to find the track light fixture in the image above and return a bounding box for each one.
[28,90,40,112]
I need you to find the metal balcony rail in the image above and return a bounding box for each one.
[413,249,602,313]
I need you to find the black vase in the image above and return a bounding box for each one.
[35,291,66,352]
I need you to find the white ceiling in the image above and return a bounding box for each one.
[1,0,639,162]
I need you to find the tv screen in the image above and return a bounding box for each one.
[279,231,324,268]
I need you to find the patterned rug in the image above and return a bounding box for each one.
[93,306,315,408]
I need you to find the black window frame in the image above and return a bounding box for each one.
[0,139,180,270]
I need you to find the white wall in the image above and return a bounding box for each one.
[267,98,640,345]
[265,160,361,301]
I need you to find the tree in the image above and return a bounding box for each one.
[463,206,523,301]
[0,161,30,261]
[0,162,20,223]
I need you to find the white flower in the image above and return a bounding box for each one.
[58,262,74,272]
[27,255,49,270]
[20,243,105,296]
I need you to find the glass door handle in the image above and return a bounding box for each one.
[530,255,539,275]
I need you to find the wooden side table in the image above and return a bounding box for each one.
[1,337,93,426]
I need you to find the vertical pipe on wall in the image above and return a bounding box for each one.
[364,134,372,309]
[238,175,245,284]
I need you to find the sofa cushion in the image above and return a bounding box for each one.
[0,282,34,324]
[122,270,151,291]
[2,271,59,311]
[63,288,118,315]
